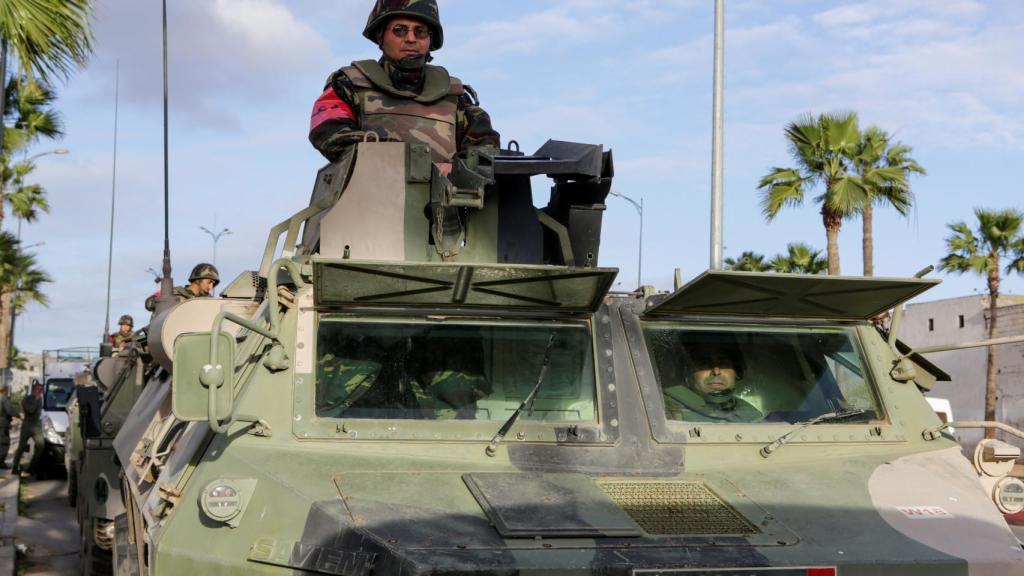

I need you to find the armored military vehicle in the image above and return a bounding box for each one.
[68,337,153,574]
[105,139,1024,575]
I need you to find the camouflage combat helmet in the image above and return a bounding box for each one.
[363,0,443,51]
[189,263,220,286]
[118,314,134,327]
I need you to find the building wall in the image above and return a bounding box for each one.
[900,295,1024,454]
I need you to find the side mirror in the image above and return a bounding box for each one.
[172,332,235,422]
[99,342,114,358]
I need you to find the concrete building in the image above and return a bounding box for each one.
[899,294,1024,454]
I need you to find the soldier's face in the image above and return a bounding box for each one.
[194,278,216,296]
[119,323,132,336]
[381,17,430,61]
[691,353,737,395]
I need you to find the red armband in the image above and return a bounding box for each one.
[310,88,356,132]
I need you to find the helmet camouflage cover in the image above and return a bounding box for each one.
[189,263,220,286]
[118,314,134,327]
[363,0,443,51]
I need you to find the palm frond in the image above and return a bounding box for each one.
[0,0,95,83]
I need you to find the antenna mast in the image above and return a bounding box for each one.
[154,0,176,315]
[102,60,120,342]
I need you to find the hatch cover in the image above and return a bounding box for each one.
[645,271,938,320]
[463,472,642,538]
[315,261,616,313]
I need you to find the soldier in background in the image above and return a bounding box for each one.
[12,381,44,476]
[0,385,20,469]
[145,263,220,312]
[308,0,500,174]
[110,314,134,350]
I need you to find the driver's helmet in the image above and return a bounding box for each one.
[118,314,134,327]
[363,0,443,51]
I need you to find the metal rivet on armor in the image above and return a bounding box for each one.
[734,434,743,441]
[607,383,616,392]
[516,431,526,440]
[610,419,619,427]
[604,348,613,357]
[297,342,305,349]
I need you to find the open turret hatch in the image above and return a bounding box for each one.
[314,260,617,313]
[645,270,939,320]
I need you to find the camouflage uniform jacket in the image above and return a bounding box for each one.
[145,285,205,312]
[0,396,18,426]
[110,332,132,349]
[309,58,500,163]
[20,395,41,431]
[662,384,763,423]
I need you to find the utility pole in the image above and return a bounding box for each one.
[710,0,725,270]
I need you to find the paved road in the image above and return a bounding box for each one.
[15,476,78,575]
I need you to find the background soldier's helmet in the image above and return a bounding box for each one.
[189,263,220,286]
[363,0,443,51]
[118,314,134,327]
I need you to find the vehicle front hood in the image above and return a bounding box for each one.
[45,411,68,434]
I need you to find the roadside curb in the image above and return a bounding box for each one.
[0,470,19,576]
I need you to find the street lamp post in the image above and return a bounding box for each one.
[609,190,644,289]
[200,224,232,268]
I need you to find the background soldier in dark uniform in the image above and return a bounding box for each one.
[12,381,44,476]
[308,0,500,172]
[0,384,20,469]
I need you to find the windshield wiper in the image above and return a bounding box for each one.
[759,409,867,458]
[485,332,557,457]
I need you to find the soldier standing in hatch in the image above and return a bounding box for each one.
[308,0,500,174]
[145,263,220,312]
[0,385,20,469]
[12,381,44,476]
[110,314,134,351]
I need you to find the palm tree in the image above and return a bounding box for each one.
[724,251,769,272]
[759,112,868,275]
[851,127,925,276]
[0,231,49,366]
[0,0,93,152]
[938,208,1024,438]
[768,242,828,274]
[1,78,62,224]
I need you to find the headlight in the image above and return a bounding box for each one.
[43,417,64,446]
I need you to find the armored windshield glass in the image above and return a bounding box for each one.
[641,325,881,424]
[315,319,596,421]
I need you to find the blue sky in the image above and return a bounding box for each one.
[13,0,1024,352]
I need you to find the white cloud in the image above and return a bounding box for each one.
[85,0,330,129]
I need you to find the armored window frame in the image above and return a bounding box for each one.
[291,310,620,446]
[620,304,907,447]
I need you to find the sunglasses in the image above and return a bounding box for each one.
[390,24,431,40]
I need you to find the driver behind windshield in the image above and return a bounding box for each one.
[662,338,762,423]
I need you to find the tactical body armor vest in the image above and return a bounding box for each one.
[343,60,462,164]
